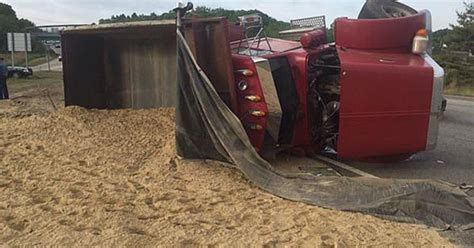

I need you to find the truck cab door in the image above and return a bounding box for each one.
[336,48,434,159]
[333,13,436,159]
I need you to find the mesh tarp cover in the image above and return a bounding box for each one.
[175,30,474,230]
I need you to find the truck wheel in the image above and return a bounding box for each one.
[12,72,21,79]
[441,97,447,112]
[358,0,417,19]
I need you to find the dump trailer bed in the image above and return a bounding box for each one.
[62,20,177,109]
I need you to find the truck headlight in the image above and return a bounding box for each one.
[238,80,248,91]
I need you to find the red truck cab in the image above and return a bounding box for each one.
[225,11,444,160]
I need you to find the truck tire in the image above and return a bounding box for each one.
[441,97,447,112]
[358,0,417,19]
[12,72,21,79]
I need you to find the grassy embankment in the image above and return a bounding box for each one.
[0,52,58,67]
[444,86,474,97]
[7,71,63,94]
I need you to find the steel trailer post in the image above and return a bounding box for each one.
[173,1,193,28]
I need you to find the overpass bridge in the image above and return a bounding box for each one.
[28,24,89,55]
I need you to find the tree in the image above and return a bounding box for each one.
[432,28,449,52]
[445,2,473,51]
[99,6,291,38]
[0,3,36,52]
[433,2,473,87]
[0,2,15,17]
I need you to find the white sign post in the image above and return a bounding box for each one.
[7,33,32,67]
[7,33,14,66]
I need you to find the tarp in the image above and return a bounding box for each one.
[175,29,474,230]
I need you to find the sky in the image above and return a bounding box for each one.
[3,0,471,30]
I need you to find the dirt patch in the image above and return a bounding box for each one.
[0,102,454,247]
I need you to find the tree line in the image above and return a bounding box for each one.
[0,3,38,52]
[432,3,473,88]
[100,4,472,89]
[99,6,291,38]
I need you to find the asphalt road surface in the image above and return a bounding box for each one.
[347,96,474,186]
[32,59,63,72]
[345,96,474,247]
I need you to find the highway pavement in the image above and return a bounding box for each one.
[32,58,63,72]
[345,96,474,247]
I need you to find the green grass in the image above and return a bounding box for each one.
[0,52,58,67]
[7,71,63,94]
[444,86,474,97]
[28,56,55,67]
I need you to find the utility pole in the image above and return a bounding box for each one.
[47,50,51,71]
[44,42,51,71]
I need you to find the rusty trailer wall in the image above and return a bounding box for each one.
[62,20,177,109]
[182,18,237,112]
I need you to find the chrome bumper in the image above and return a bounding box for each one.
[424,55,444,150]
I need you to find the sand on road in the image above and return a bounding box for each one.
[0,99,453,247]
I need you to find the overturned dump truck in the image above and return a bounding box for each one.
[62,1,444,161]
[61,1,474,230]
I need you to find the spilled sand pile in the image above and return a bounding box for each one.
[0,105,453,247]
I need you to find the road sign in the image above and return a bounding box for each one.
[7,33,32,52]
[7,33,32,67]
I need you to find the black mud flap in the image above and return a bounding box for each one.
[175,29,474,230]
